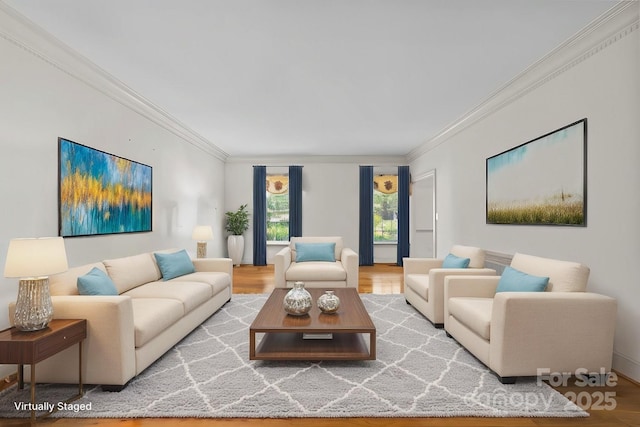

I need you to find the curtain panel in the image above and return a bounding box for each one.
[252,166,267,266]
[289,165,303,238]
[397,165,410,266]
[359,165,374,266]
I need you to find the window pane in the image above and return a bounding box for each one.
[267,192,289,241]
[373,189,398,243]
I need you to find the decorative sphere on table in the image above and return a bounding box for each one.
[283,281,312,316]
[317,290,340,314]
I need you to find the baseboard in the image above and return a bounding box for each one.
[612,352,640,383]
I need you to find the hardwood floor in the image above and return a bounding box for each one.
[3,264,639,426]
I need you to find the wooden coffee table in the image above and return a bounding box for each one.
[249,288,376,361]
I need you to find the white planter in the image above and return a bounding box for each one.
[227,235,244,266]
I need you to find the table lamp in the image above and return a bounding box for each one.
[192,225,214,258]
[4,237,68,331]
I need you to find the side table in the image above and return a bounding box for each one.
[0,319,87,421]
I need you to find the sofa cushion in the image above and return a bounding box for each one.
[406,274,429,300]
[442,253,470,268]
[168,272,230,296]
[448,297,493,340]
[49,262,107,296]
[290,236,344,261]
[123,281,212,313]
[154,250,196,280]
[104,253,161,294]
[510,253,590,292]
[131,298,184,347]
[295,243,336,262]
[285,261,347,282]
[77,267,118,296]
[496,266,548,293]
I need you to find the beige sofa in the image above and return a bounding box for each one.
[403,245,496,327]
[14,250,232,390]
[444,253,616,384]
[274,236,358,288]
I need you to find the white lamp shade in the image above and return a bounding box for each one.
[192,225,214,241]
[4,237,69,278]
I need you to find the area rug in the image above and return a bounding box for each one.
[0,293,587,419]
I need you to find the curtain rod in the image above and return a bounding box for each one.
[252,165,304,168]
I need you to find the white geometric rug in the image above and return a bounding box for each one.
[0,294,587,418]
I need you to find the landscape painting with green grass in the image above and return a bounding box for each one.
[486,119,587,226]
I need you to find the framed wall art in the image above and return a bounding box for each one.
[58,137,152,237]
[486,118,587,226]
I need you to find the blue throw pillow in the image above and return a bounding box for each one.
[496,266,549,292]
[77,267,118,295]
[442,253,470,268]
[295,243,336,262]
[154,250,196,281]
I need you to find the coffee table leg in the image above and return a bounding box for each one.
[17,364,23,390]
[78,340,83,396]
[249,331,255,359]
[30,364,36,421]
[370,333,376,359]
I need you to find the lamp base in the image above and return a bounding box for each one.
[196,242,207,259]
[14,277,53,331]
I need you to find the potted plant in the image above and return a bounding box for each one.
[225,204,249,266]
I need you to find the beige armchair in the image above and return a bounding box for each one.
[274,236,358,288]
[403,245,496,327]
[444,253,617,384]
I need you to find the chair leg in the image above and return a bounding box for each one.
[496,374,517,384]
[434,323,444,329]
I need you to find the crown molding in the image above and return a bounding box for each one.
[225,155,409,165]
[0,2,229,161]
[407,1,639,162]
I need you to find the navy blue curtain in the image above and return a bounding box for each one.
[252,166,267,266]
[359,166,374,266]
[289,165,303,238]
[397,165,410,266]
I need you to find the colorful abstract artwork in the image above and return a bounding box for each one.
[486,119,587,226]
[58,138,152,237]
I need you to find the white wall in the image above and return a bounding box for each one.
[0,8,226,378]
[409,6,640,381]
[224,157,405,264]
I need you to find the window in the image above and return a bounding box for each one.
[266,174,289,242]
[373,174,398,243]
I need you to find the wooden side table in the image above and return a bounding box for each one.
[0,319,87,421]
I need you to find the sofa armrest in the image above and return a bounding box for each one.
[402,258,443,285]
[490,292,617,376]
[193,257,233,275]
[274,247,292,287]
[444,275,500,299]
[193,257,233,293]
[443,275,500,330]
[8,295,137,386]
[429,268,496,322]
[341,248,359,288]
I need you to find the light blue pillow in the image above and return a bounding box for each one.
[154,250,196,281]
[295,243,336,262]
[496,266,549,292]
[442,253,470,268]
[77,267,118,295]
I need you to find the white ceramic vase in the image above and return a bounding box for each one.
[227,235,244,266]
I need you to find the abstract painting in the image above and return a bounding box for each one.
[58,138,152,237]
[486,119,587,226]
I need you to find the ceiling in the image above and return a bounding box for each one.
[3,0,619,158]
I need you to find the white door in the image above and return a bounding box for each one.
[410,171,436,258]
